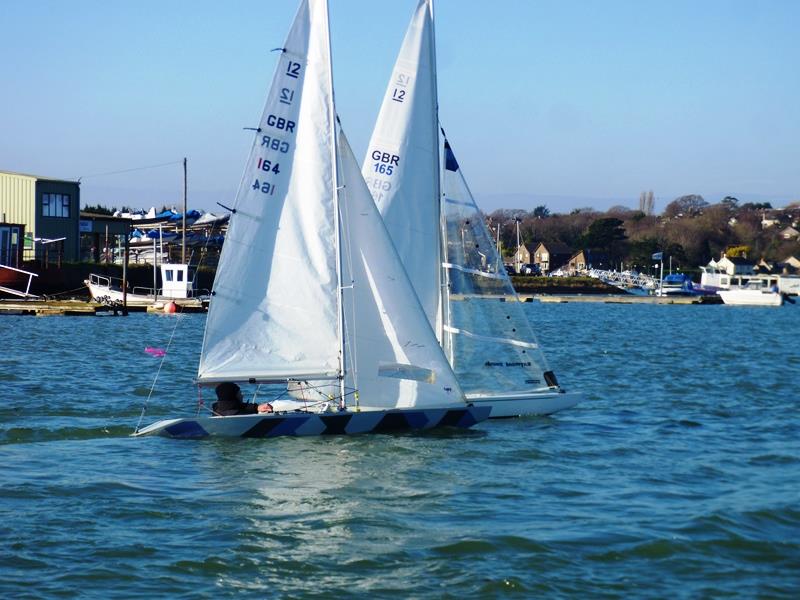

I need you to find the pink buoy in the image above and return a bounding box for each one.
[145,347,166,358]
[164,301,178,314]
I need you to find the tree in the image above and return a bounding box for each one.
[639,190,655,215]
[721,196,739,211]
[82,204,114,215]
[663,194,708,218]
[580,218,628,263]
[532,205,550,219]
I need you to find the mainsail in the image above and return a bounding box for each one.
[198,0,340,383]
[361,0,442,339]
[363,0,555,397]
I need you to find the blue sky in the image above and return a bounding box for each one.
[1,0,797,214]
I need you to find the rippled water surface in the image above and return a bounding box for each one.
[2,303,799,598]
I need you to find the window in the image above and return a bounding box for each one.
[165,269,174,282]
[42,193,71,218]
[177,270,184,282]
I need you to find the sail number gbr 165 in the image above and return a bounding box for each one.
[371,150,399,176]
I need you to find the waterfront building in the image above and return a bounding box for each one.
[532,241,572,275]
[0,170,81,262]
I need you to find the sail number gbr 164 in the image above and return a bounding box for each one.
[252,157,281,195]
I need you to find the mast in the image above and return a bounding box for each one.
[324,0,347,404]
[182,157,187,264]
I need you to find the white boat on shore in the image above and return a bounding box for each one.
[85,264,206,306]
[718,284,784,306]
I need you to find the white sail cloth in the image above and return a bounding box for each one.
[363,0,554,396]
[361,0,442,340]
[198,0,340,383]
[338,131,464,410]
[441,141,551,394]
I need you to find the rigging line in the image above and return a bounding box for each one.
[134,311,186,434]
[338,179,360,399]
[78,160,183,181]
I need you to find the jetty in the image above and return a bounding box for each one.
[0,298,207,316]
[532,294,721,304]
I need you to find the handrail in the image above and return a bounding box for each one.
[0,264,39,277]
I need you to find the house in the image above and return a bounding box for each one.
[513,243,533,267]
[716,255,754,276]
[532,241,572,274]
[782,255,800,269]
[567,249,609,274]
[0,170,81,262]
[779,226,800,240]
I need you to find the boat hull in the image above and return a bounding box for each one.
[85,280,156,306]
[133,406,491,439]
[718,290,783,306]
[467,390,581,418]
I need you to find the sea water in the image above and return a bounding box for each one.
[1,303,798,597]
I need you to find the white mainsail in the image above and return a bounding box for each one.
[198,0,340,383]
[338,131,464,410]
[361,0,442,340]
[363,0,560,400]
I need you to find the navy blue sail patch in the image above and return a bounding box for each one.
[444,139,459,172]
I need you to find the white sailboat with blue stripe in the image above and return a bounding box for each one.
[361,0,580,418]
[134,0,489,439]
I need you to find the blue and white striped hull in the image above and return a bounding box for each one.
[132,406,491,439]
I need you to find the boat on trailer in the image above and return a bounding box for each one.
[134,0,489,439]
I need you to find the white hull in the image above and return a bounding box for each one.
[467,390,581,418]
[718,289,783,306]
[85,280,158,306]
[133,406,491,438]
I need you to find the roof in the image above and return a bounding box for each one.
[0,169,80,184]
[537,241,572,255]
[722,256,752,265]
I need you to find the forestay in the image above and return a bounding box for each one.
[337,131,465,410]
[441,140,551,395]
[361,0,442,339]
[198,0,340,383]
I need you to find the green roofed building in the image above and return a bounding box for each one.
[0,170,81,262]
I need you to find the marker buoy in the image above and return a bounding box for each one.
[164,301,178,314]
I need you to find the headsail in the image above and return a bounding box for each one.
[339,130,464,410]
[361,0,442,339]
[198,0,340,383]
[441,139,552,395]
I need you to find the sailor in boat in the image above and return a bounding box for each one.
[212,382,273,416]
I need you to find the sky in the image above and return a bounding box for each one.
[1,0,798,215]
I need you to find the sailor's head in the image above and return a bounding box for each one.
[215,381,242,402]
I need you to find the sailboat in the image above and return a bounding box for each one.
[134,0,489,439]
[361,0,579,418]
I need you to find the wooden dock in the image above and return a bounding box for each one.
[0,298,208,316]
